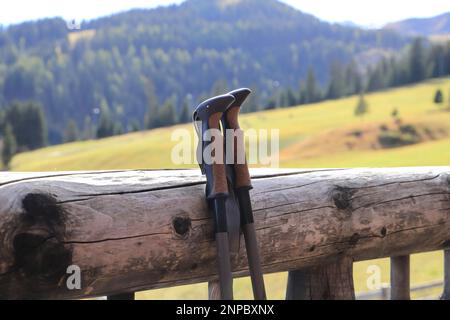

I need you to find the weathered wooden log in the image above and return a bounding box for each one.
[390,255,410,300]
[0,167,449,299]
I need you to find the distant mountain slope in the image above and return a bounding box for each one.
[0,0,408,143]
[384,12,450,36]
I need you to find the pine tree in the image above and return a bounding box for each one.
[433,89,443,105]
[367,64,385,92]
[154,97,177,128]
[96,100,115,138]
[144,78,160,129]
[0,110,4,131]
[82,116,94,140]
[305,68,319,103]
[113,122,124,136]
[430,45,446,78]
[409,38,427,83]
[298,81,306,105]
[64,120,79,142]
[285,88,297,107]
[345,60,362,96]
[243,86,259,113]
[3,101,47,151]
[265,96,277,110]
[327,61,346,100]
[128,119,141,132]
[2,124,17,169]
[211,79,228,96]
[354,92,369,118]
[179,95,192,124]
[392,108,399,118]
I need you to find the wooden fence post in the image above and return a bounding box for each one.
[390,255,410,300]
[441,250,450,300]
[381,284,390,300]
[208,281,221,300]
[286,257,355,300]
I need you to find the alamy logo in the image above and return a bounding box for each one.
[66,265,81,290]
[171,124,280,168]
[366,265,388,290]
[67,19,81,30]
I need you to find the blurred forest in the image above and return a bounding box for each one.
[0,0,449,149]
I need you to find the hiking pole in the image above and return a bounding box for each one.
[223,88,267,300]
[193,94,236,300]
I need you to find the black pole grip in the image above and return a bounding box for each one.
[236,188,254,225]
[213,196,228,233]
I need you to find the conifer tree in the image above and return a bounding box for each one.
[433,89,443,105]
[2,124,17,169]
[354,92,369,117]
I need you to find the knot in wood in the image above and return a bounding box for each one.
[172,216,191,237]
[8,193,73,286]
[348,233,359,246]
[332,187,353,210]
[22,193,64,226]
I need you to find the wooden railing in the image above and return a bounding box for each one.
[0,167,449,300]
[357,279,444,300]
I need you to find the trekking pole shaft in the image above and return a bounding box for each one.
[242,223,266,300]
[209,112,234,300]
[225,104,267,300]
[216,231,233,299]
[212,197,233,300]
[236,187,267,300]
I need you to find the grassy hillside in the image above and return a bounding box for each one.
[11,77,450,171]
[9,77,450,299]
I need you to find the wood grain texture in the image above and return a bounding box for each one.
[208,280,221,300]
[286,257,355,300]
[0,167,449,299]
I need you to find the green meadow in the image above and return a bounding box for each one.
[11,77,450,171]
[10,77,450,299]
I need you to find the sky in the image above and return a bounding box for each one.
[0,0,449,27]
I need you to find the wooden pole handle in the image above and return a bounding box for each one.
[225,106,251,189]
[208,112,228,196]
